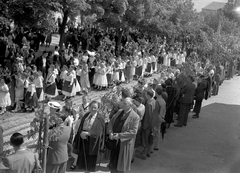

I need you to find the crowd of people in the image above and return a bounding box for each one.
[0,24,240,173]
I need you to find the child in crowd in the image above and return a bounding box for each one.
[33,71,44,102]
[0,77,11,115]
[25,76,39,112]
[13,73,24,112]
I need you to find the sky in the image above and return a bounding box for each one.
[192,0,228,12]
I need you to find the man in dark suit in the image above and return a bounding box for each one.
[35,51,49,79]
[175,76,196,127]
[192,76,208,118]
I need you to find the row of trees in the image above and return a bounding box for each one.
[0,0,240,62]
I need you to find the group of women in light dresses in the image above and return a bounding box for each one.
[162,51,186,67]
[6,69,45,113]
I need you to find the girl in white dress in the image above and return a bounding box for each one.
[112,61,120,82]
[33,71,44,102]
[59,65,68,92]
[163,51,168,66]
[25,76,39,112]
[62,66,75,100]
[12,73,24,112]
[93,63,100,88]
[71,66,81,95]
[95,63,108,90]
[119,59,126,82]
[0,77,11,115]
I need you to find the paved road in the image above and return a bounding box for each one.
[67,76,240,173]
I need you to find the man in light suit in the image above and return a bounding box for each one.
[46,103,71,173]
[108,97,140,173]
[137,89,158,159]
[3,133,40,173]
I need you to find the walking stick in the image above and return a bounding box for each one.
[82,137,88,171]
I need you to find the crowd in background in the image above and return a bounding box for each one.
[0,23,240,173]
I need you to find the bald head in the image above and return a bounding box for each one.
[122,97,133,112]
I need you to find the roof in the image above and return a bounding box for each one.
[202,2,226,11]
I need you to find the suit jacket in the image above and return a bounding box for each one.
[108,109,140,172]
[195,80,208,100]
[142,98,158,130]
[5,150,36,173]
[73,112,105,155]
[35,56,51,75]
[179,83,196,104]
[47,125,71,164]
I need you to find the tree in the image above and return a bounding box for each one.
[55,0,90,49]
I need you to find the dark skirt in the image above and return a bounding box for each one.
[25,92,39,108]
[62,81,74,94]
[76,138,98,172]
[136,66,142,76]
[36,88,43,99]
[107,74,112,84]
[45,83,57,96]
[146,63,152,73]
[57,79,63,90]
[152,62,155,71]
[76,75,81,85]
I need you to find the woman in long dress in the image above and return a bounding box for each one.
[119,59,126,83]
[25,76,39,112]
[62,67,75,100]
[135,57,143,78]
[33,72,44,102]
[94,63,108,90]
[112,61,120,83]
[13,73,24,112]
[0,78,11,115]
[45,66,58,100]
[80,63,90,93]
[125,59,131,83]
[71,66,81,95]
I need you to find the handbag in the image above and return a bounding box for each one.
[32,153,42,173]
[105,136,118,150]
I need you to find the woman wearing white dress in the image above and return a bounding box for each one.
[93,64,100,87]
[12,73,24,112]
[0,78,11,115]
[142,56,148,76]
[95,63,108,90]
[119,59,126,82]
[62,67,75,100]
[163,51,168,66]
[112,61,120,82]
[33,72,44,102]
[71,66,81,95]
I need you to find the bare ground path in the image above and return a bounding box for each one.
[67,76,240,173]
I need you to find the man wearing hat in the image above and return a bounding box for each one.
[48,101,61,113]
[46,101,72,173]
